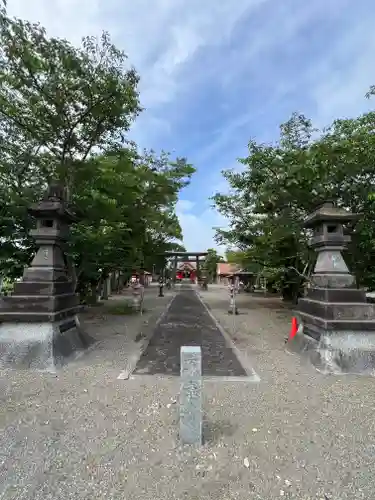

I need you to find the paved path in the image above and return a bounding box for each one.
[133,289,248,377]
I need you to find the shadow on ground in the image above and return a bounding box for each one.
[202,418,238,444]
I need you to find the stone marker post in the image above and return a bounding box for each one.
[180,346,202,446]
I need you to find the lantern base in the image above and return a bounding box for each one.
[287,323,375,375]
[0,315,94,372]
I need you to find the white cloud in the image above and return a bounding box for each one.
[8,0,266,107]
[176,199,195,213]
[176,199,227,254]
[7,0,375,252]
[310,22,375,126]
[176,204,228,254]
[7,0,269,149]
[8,0,374,146]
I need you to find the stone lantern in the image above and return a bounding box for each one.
[0,182,93,370]
[289,201,375,374]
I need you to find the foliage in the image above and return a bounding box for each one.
[0,12,195,299]
[0,15,141,186]
[214,109,375,299]
[105,300,143,315]
[203,248,223,282]
[225,249,262,274]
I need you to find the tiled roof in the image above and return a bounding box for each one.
[177,261,197,270]
[217,262,240,275]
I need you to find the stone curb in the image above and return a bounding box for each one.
[117,294,177,380]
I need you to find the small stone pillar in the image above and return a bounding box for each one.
[289,201,375,374]
[131,279,144,312]
[0,182,93,370]
[228,278,239,315]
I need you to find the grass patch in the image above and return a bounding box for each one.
[105,301,146,315]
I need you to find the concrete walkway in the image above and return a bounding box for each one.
[0,284,374,499]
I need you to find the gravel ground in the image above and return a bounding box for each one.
[1,284,375,499]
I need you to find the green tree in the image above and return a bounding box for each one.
[0,14,141,189]
[0,12,141,279]
[0,12,196,299]
[64,147,194,299]
[203,248,224,282]
[213,108,375,300]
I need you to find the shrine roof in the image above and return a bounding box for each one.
[217,262,240,275]
[177,261,196,270]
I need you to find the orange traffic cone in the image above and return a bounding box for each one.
[288,317,298,341]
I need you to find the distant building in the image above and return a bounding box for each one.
[176,261,197,282]
[216,262,241,285]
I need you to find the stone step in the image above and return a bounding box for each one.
[298,298,375,321]
[306,287,366,303]
[0,294,79,316]
[297,310,375,331]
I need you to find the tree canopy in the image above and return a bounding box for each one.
[203,248,224,282]
[213,108,375,300]
[0,11,195,298]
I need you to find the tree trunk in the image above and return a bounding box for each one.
[111,271,117,293]
[99,269,110,300]
[86,282,98,305]
[116,273,122,293]
[102,276,110,299]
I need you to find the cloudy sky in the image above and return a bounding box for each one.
[8,0,375,254]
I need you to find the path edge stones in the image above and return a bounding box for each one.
[195,289,261,383]
[117,294,177,380]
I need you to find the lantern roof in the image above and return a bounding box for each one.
[28,182,78,223]
[303,201,358,229]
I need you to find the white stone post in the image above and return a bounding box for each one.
[180,346,202,446]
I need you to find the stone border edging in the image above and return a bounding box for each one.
[195,289,260,383]
[117,294,177,380]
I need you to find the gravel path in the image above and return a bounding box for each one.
[0,284,374,499]
[134,288,247,377]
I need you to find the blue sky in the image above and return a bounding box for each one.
[9,0,375,254]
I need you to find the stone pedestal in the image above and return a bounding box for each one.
[0,182,93,371]
[288,201,375,374]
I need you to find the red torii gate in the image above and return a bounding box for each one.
[163,251,208,283]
